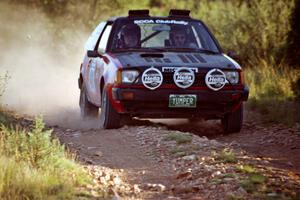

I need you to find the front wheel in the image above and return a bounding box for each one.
[99,89,121,129]
[221,103,243,134]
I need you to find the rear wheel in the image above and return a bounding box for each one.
[99,89,121,129]
[221,103,243,134]
[79,84,99,118]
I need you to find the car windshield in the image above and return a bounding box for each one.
[111,18,220,53]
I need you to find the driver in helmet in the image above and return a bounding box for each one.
[117,23,141,48]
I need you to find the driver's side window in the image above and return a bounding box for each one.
[97,25,112,53]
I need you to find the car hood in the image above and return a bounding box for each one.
[113,51,240,70]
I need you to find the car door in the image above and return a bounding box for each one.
[82,22,106,105]
[90,23,113,105]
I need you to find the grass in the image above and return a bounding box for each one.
[245,59,300,126]
[239,172,267,194]
[0,117,92,200]
[0,108,14,127]
[169,147,187,157]
[249,173,267,184]
[239,173,267,194]
[164,132,192,145]
[213,148,237,163]
[237,164,269,195]
[222,173,237,178]
[169,144,202,157]
[237,165,257,174]
[226,193,245,200]
[245,59,298,102]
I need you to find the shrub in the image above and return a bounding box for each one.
[194,0,295,64]
[214,148,237,163]
[0,118,90,199]
[245,58,299,101]
[164,132,192,144]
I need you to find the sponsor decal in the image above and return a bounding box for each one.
[173,67,195,89]
[162,67,198,73]
[134,19,188,25]
[142,67,163,90]
[205,69,227,91]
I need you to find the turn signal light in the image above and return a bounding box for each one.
[240,71,245,84]
[122,91,134,100]
[115,69,122,84]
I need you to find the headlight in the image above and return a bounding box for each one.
[225,71,239,84]
[121,70,139,83]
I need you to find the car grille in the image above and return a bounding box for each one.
[162,71,207,86]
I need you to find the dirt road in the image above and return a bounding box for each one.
[52,111,300,199]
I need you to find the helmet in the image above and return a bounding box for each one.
[119,23,141,48]
[120,23,141,39]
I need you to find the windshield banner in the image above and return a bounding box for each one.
[134,19,188,25]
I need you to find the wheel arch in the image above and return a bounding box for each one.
[78,73,83,89]
[100,77,105,96]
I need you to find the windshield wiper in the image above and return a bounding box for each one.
[197,48,219,54]
[142,47,168,52]
[114,48,143,52]
[114,47,219,54]
[162,47,219,54]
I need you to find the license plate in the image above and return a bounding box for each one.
[169,94,197,108]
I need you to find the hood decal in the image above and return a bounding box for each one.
[178,54,189,63]
[193,54,206,63]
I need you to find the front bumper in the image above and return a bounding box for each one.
[112,85,249,118]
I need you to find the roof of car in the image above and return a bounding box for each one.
[107,9,196,23]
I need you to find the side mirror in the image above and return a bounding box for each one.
[227,51,239,60]
[87,50,102,58]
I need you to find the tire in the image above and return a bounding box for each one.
[79,84,99,118]
[221,103,243,134]
[121,115,133,126]
[99,89,121,129]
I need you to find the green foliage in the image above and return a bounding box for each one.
[0,109,13,127]
[169,144,202,157]
[194,0,295,64]
[249,173,267,184]
[214,148,237,163]
[169,147,187,156]
[226,193,245,200]
[238,164,268,195]
[164,132,192,144]
[245,59,299,101]
[237,165,257,174]
[0,156,74,200]
[239,173,268,196]
[0,118,91,199]
[245,58,300,125]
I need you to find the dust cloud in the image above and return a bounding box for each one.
[0,2,191,130]
[0,2,100,129]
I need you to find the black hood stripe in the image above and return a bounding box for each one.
[194,54,206,63]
